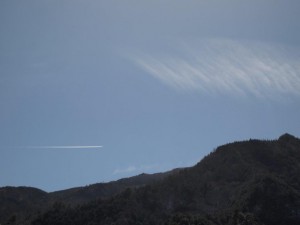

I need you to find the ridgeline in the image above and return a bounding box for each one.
[1,134,300,225]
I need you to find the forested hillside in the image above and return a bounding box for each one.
[0,170,180,224]
[2,134,300,225]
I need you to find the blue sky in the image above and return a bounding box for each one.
[1,0,300,192]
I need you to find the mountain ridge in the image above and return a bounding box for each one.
[1,133,300,225]
[0,169,182,224]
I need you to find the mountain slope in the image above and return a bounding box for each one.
[0,187,48,224]
[30,134,300,225]
[0,169,181,225]
[48,168,181,205]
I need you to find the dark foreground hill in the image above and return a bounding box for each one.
[0,170,180,225]
[2,133,300,225]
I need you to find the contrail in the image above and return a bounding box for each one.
[16,146,103,149]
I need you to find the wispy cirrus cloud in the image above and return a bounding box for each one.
[113,164,160,175]
[132,39,300,100]
[113,166,137,175]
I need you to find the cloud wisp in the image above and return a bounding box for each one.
[14,146,103,149]
[133,39,300,100]
[113,166,137,175]
[113,164,160,175]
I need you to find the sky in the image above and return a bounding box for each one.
[1,0,300,192]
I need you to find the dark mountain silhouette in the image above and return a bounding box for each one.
[48,168,182,205]
[0,187,48,224]
[1,133,300,225]
[0,169,181,225]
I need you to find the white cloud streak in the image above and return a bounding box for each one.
[18,146,103,149]
[113,166,137,175]
[133,39,300,100]
[113,164,160,175]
